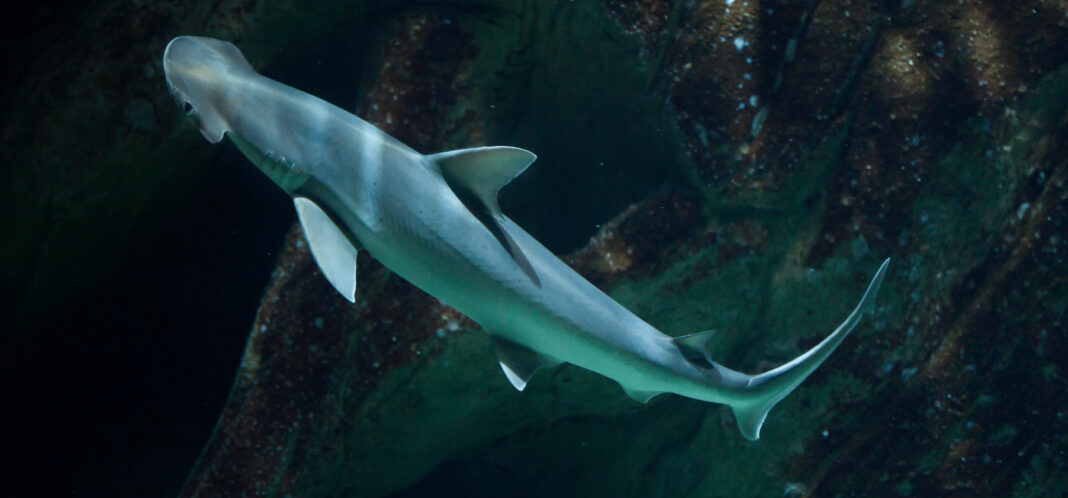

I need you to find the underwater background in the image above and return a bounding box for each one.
[3,0,1067,496]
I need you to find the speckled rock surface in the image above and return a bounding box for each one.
[6,0,1067,496]
[181,1,1068,497]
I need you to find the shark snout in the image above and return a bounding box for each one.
[162,36,255,143]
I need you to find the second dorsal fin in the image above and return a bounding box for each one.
[670,330,718,367]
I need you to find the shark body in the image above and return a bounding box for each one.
[163,36,889,440]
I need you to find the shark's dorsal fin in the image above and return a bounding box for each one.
[491,335,561,391]
[427,146,536,216]
[294,197,360,303]
[670,330,718,367]
[427,146,540,285]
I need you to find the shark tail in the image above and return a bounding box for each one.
[729,258,890,440]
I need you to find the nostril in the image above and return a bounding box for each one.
[182,101,194,115]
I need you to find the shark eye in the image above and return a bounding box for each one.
[182,101,195,116]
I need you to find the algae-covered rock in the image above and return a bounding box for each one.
[180,0,1068,497]
[7,0,1068,496]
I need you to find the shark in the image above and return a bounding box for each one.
[163,36,889,440]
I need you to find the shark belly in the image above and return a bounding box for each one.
[191,55,694,396]
[220,63,725,404]
[341,176,706,396]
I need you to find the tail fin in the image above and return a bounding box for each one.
[732,258,890,440]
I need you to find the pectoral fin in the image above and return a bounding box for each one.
[491,336,561,391]
[294,197,360,303]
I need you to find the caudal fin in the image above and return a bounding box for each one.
[732,258,890,440]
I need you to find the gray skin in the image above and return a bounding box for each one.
[163,36,889,440]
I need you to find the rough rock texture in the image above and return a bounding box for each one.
[181,190,704,497]
[180,1,1068,497]
[6,0,1067,496]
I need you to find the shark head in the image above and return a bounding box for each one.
[163,36,254,143]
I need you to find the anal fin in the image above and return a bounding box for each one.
[621,385,665,403]
[492,336,560,391]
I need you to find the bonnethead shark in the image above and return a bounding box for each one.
[163,36,889,440]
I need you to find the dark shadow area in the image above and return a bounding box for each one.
[9,144,293,496]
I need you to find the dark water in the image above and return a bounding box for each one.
[7,129,291,495]
[5,1,1068,497]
